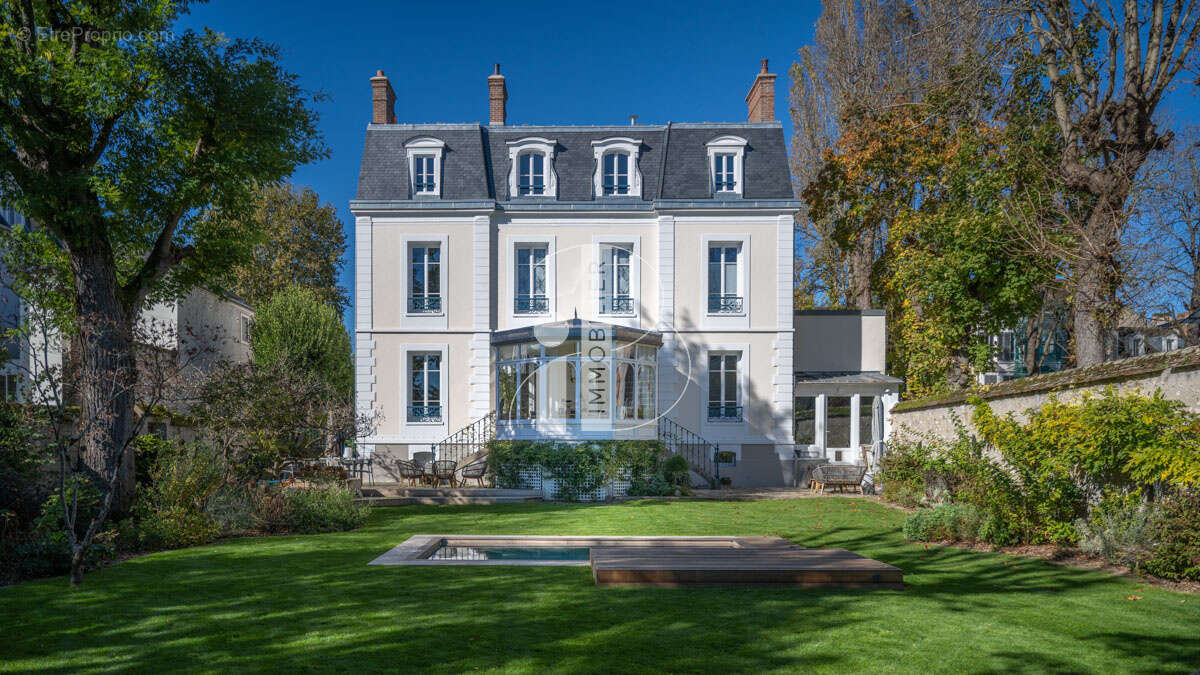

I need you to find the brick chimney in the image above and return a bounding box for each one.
[488,63,507,126]
[745,59,776,123]
[370,70,395,124]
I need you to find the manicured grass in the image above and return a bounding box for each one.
[2,499,1198,673]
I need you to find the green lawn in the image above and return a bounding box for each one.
[2,499,1198,673]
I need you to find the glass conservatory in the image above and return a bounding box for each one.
[493,319,662,439]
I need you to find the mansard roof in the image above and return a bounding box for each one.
[354,122,795,203]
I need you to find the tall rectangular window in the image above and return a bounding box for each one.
[795,396,817,445]
[413,155,436,194]
[409,353,442,422]
[858,395,877,446]
[826,396,852,448]
[598,244,633,314]
[707,245,742,313]
[602,153,629,195]
[714,154,736,192]
[409,246,441,313]
[514,245,548,314]
[707,353,741,421]
[518,152,544,196]
[998,330,1015,362]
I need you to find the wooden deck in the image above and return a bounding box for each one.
[370,534,902,588]
[590,546,903,588]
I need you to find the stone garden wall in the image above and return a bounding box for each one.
[890,345,1200,442]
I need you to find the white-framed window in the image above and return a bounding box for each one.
[405,137,445,198]
[998,329,1015,362]
[602,152,630,195]
[591,138,643,198]
[409,245,441,314]
[506,138,557,198]
[707,244,742,314]
[597,242,634,315]
[519,153,544,196]
[706,135,747,197]
[707,351,742,422]
[514,245,549,315]
[408,352,442,422]
[713,153,737,192]
[239,314,252,343]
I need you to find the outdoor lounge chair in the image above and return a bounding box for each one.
[809,464,867,494]
[459,457,488,487]
[397,459,424,486]
[432,459,458,487]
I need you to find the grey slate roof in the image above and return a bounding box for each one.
[354,122,795,203]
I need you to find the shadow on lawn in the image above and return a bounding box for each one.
[3,499,1197,673]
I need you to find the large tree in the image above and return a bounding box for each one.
[804,89,1058,395]
[1022,0,1200,366]
[0,1,324,584]
[249,285,352,398]
[789,0,1004,308]
[216,182,348,315]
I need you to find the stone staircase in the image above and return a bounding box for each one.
[357,485,542,506]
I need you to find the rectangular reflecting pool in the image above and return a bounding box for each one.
[426,545,592,562]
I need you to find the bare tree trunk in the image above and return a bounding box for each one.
[70,245,138,512]
[848,227,876,309]
[1073,260,1109,368]
[1023,313,1041,376]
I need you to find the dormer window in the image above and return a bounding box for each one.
[602,153,629,195]
[706,135,747,197]
[506,138,557,199]
[519,153,544,195]
[405,137,445,198]
[714,154,736,192]
[413,156,436,194]
[591,138,643,198]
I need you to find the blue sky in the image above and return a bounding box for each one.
[176,1,1199,328]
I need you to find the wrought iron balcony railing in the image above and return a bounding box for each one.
[514,295,549,314]
[707,404,744,422]
[408,295,442,313]
[408,404,443,422]
[708,294,744,314]
[600,295,634,314]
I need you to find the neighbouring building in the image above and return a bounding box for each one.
[350,63,899,487]
[0,206,255,406]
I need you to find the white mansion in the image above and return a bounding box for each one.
[350,63,899,486]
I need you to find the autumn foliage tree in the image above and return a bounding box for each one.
[805,89,1059,396]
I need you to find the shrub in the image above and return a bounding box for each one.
[133,506,221,550]
[488,439,667,501]
[0,403,50,540]
[1141,490,1200,581]
[902,503,983,543]
[132,434,174,488]
[253,484,368,534]
[204,484,257,534]
[662,454,691,488]
[127,441,226,550]
[1075,492,1160,566]
[885,485,925,509]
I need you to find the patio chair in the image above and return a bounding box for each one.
[432,459,458,487]
[809,464,868,494]
[459,457,489,487]
[396,459,423,486]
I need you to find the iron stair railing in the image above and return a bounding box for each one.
[656,417,720,488]
[430,412,496,466]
